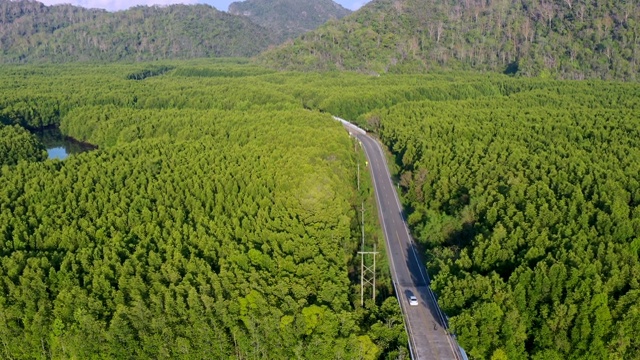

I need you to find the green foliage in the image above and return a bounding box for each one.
[0,1,272,63]
[12,60,638,359]
[228,0,351,43]
[2,113,355,358]
[0,61,409,359]
[370,79,640,359]
[126,65,175,80]
[259,0,640,80]
[171,63,275,77]
[0,124,47,165]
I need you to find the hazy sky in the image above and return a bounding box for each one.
[39,0,371,12]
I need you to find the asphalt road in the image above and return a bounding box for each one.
[337,118,462,360]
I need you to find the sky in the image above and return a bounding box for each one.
[38,0,371,12]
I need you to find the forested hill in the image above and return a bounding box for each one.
[0,0,272,62]
[258,0,640,80]
[228,0,351,43]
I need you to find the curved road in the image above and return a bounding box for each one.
[337,118,462,360]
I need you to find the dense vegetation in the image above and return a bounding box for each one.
[362,81,640,359]
[0,0,272,63]
[259,0,640,80]
[2,60,639,359]
[0,124,46,165]
[0,62,409,359]
[248,71,640,358]
[229,0,351,43]
[5,0,639,82]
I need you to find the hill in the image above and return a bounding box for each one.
[258,0,640,80]
[228,0,351,43]
[0,0,272,62]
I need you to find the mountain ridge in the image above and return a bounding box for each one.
[0,0,272,62]
[257,0,640,80]
[228,0,351,43]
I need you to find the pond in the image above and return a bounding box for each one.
[33,127,97,160]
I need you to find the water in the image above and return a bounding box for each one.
[33,127,96,160]
[47,147,70,160]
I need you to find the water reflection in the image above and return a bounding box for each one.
[33,127,96,160]
[47,147,70,160]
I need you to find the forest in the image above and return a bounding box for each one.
[228,0,352,43]
[356,80,640,359]
[0,61,408,359]
[260,0,640,80]
[260,70,640,359]
[0,0,350,64]
[1,60,639,359]
[2,0,639,83]
[0,0,272,63]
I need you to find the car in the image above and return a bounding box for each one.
[409,295,418,306]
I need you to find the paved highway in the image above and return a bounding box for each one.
[337,117,462,360]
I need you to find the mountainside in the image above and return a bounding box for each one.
[258,0,640,80]
[0,0,272,63]
[228,0,351,43]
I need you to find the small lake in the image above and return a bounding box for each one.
[33,127,97,160]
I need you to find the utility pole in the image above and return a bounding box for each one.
[361,202,365,249]
[356,139,376,306]
[359,201,377,306]
[359,244,378,306]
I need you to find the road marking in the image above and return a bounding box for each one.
[394,230,405,259]
[416,290,442,359]
[370,132,461,360]
[341,124,460,360]
[360,136,422,357]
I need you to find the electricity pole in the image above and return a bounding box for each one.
[356,139,376,306]
[357,162,360,192]
[359,204,377,306]
[359,244,378,306]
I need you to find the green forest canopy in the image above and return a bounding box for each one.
[259,0,640,80]
[364,81,640,359]
[1,60,639,359]
[0,0,272,63]
[228,0,352,43]
[0,61,408,359]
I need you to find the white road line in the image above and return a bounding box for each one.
[339,120,460,360]
[370,132,460,360]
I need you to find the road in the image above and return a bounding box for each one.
[337,117,462,360]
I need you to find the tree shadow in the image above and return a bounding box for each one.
[504,61,519,75]
[402,228,451,329]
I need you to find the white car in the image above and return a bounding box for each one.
[409,295,418,306]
